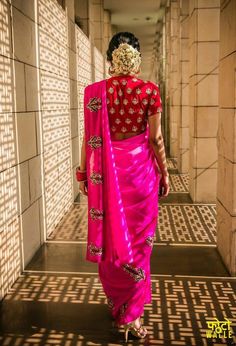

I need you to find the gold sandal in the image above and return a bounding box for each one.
[124,318,148,342]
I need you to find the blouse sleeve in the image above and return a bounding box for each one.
[147,83,163,117]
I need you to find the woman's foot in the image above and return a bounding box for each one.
[124,316,148,342]
[132,317,144,329]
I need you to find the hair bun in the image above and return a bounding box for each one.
[111,43,141,75]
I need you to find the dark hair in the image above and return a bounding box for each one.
[106,32,141,62]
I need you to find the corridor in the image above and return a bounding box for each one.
[0,0,236,345]
[0,158,235,345]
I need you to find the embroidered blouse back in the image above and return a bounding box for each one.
[106,75,162,140]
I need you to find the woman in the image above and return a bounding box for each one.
[76,32,170,341]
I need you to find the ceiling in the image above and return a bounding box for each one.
[104,0,166,81]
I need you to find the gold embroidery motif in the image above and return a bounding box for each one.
[107,297,114,310]
[132,98,138,105]
[87,136,102,149]
[122,264,146,282]
[109,107,115,114]
[125,118,132,124]
[120,303,128,316]
[137,116,142,123]
[89,208,104,220]
[87,97,102,112]
[90,172,103,184]
[88,243,103,256]
[152,89,158,95]
[146,236,154,247]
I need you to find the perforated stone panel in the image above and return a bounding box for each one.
[38,0,72,237]
[76,27,92,153]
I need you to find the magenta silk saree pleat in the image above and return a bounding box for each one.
[84,79,160,326]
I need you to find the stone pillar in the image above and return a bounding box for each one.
[177,0,190,173]
[217,0,236,276]
[169,0,180,158]
[88,0,104,51]
[75,0,89,36]
[103,9,112,56]
[12,0,43,268]
[66,0,80,199]
[154,21,166,136]
[164,5,171,155]
[189,0,220,202]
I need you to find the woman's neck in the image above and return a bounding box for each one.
[112,73,139,78]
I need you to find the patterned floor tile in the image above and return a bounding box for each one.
[157,204,217,244]
[48,204,88,240]
[167,158,178,170]
[0,273,235,345]
[48,204,217,245]
[169,174,189,193]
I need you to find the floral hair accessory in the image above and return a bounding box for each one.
[110,43,141,75]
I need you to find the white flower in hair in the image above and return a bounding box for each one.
[111,43,141,75]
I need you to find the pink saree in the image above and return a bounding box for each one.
[84,79,160,326]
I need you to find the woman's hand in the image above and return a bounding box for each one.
[79,181,88,196]
[159,174,170,198]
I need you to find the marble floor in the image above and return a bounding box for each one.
[0,158,235,346]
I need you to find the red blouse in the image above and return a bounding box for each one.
[106,75,162,134]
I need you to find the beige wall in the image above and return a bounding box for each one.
[217,0,236,276]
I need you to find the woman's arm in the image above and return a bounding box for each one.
[148,112,170,197]
[79,134,88,196]
[80,134,86,170]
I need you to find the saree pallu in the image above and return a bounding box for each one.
[84,79,160,326]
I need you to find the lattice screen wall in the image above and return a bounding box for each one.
[76,27,92,153]
[0,0,21,299]
[38,0,73,237]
